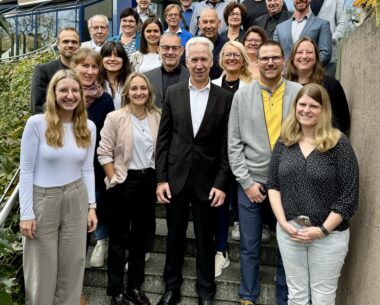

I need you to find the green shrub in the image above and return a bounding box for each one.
[0,50,56,304]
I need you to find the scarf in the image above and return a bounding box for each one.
[83,83,104,108]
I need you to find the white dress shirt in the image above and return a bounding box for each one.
[189,79,210,136]
[292,10,312,43]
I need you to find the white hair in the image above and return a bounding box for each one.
[185,37,214,59]
[87,15,109,29]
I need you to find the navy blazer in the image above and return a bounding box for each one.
[273,13,332,65]
[155,81,232,199]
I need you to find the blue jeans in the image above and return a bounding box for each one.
[277,221,349,305]
[238,185,263,302]
[215,199,229,252]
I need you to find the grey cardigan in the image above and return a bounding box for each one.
[228,80,302,188]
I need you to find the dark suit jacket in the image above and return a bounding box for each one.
[31,58,69,114]
[144,65,190,108]
[155,81,232,200]
[273,13,332,65]
[253,10,293,39]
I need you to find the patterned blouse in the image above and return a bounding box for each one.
[267,135,359,231]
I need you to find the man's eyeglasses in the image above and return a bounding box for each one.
[245,38,262,44]
[166,13,180,18]
[223,52,241,59]
[160,45,182,52]
[257,56,283,64]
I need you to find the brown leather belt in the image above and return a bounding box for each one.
[293,216,313,227]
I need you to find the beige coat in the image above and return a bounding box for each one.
[97,106,161,189]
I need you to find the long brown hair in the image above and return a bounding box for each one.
[286,37,324,84]
[45,70,91,148]
[282,84,340,152]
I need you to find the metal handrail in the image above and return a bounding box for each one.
[0,168,20,228]
[0,40,57,63]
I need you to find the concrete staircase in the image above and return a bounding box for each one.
[84,205,278,305]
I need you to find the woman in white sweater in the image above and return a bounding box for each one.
[19,70,97,305]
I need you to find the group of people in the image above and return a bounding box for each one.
[20,1,359,305]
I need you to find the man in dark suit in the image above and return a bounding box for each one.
[273,0,332,65]
[145,33,189,108]
[253,0,292,39]
[155,37,232,305]
[31,27,80,114]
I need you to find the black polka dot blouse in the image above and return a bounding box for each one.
[267,134,359,231]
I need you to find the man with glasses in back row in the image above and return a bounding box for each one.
[81,14,109,52]
[164,4,193,47]
[228,41,302,305]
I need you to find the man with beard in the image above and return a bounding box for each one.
[228,41,302,305]
[145,33,190,108]
[31,27,80,114]
[253,0,292,39]
[273,0,332,65]
[81,15,109,52]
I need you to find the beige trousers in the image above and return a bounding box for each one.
[23,179,88,305]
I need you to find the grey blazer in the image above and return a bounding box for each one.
[145,65,190,108]
[273,13,332,65]
[315,0,347,63]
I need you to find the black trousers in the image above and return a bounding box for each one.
[106,169,156,296]
[163,178,217,300]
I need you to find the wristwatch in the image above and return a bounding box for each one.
[320,225,329,236]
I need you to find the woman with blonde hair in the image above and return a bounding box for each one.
[97,72,161,305]
[213,40,253,91]
[211,40,252,277]
[267,84,359,305]
[20,69,97,305]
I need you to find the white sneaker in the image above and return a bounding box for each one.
[215,251,230,278]
[90,241,107,268]
[125,252,151,271]
[261,226,272,243]
[231,222,240,241]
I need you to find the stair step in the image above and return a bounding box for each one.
[154,218,278,265]
[84,252,276,305]
[83,286,277,305]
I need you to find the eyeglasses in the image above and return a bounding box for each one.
[166,13,180,18]
[160,45,182,52]
[257,56,283,64]
[229,12,241,17]
[223,52,241,59]
[92,26,108,31]
[245,38,262,44]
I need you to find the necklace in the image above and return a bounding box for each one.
[131,108,147,120]
[224,78,240,89]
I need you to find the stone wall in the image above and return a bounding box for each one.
[336,16,380,305]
